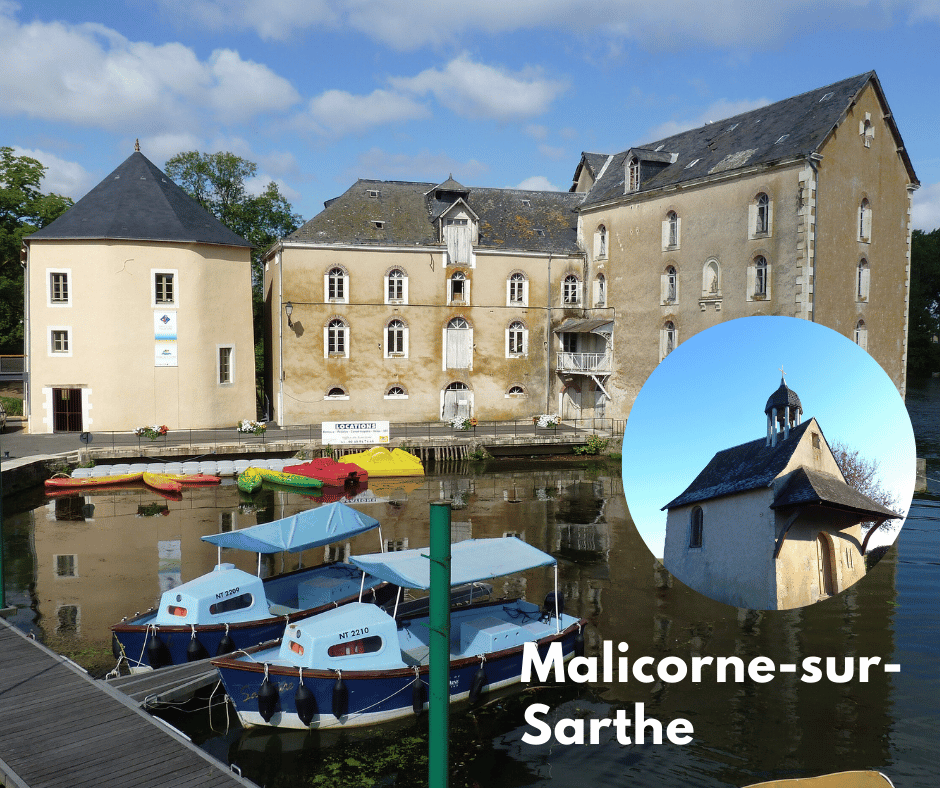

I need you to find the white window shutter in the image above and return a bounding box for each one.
[522,279,529,307]
[323,272,329,301]
[766,200,773,236]
[323,325,329,358]
[746,265,756,300]
[662,219,669,249]
[748,203,757,238]
[661,272,668,303]
[765,263,772,300]
[861,265,870,299]
[403,327,409,358]
[504,327,510,358]
[675,217,681,246]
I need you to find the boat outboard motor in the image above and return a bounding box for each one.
[540,591,564,623]
[258,676,279,723]
[294,680,317,727]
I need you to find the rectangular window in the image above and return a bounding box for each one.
[50,272,69,303]
[154,273,175,304]
[218,346,233,384]
[51,329,69,353]
[54,554,77,578]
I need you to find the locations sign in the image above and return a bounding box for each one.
[322,421,390,445]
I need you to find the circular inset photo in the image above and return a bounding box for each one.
[621,316,915,610]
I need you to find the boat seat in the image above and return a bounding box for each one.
[459,616,529,656]
[267,603,296,616]
[401,644,430,667]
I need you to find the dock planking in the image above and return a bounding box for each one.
[0,619,257,788]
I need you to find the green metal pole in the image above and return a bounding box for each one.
[428,500,452,788]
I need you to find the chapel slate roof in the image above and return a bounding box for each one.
[287,179,583,255]
[28,152,251,248]
[770,467,898,519]
[662,420,813,510]
[580,71,917,209]
[765,379,803,415]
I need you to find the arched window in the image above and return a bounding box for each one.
[667,211,678,247]
[595,225,608,258]
[326,386,348,399]
[507,321,527,357]
[702,260,721,296]
[855,319,868,351]
[326,267,347,302]
[856,259,870,301]
[449,271,468,304]
[689,507,703,548]
[756,193,770,234]
[385,385,407,399]
[385,318,408,357]
[508,272,527,306]
[442,381,472,421]
[859,199,872,242]
[661,320,677,361]
[507,385,526,397]
[325,318,348,357]
[444,317,472,370]
[663,265,678,303]
[386,268,406,303]
[562,274,581,305]
[754,256,768,297]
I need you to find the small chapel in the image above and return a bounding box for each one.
[662,375,898,610]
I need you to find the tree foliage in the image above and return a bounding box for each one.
[908,227,940,377]
[0,147,73,352]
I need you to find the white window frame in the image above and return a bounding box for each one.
[324,318,350,358]
[151,269,178,308]
[747,256,772,302]
[48,326,72,357]
[661,266,678,304]
[562,274,581,306]
[855,319,868,351]
[859,113,874,148]
[859,199,872,243]
[662,211,680,249]
[384,318,409,358]
[217,344,234,385]
[594,225,608,259]
[442,317,473,371]
[384,385,408,400]
[660,321,677,362]
[749,193,773,239]
[593,274,606,307]
[702,260,721,297]
[384,268,408,304]
[448,271,469,305]
[627,157,640,192]
[444,217,474,267]
[507,272,528,307]
[47,269,71,307]
[506,321,528,358]
[325,386,349,400]
[325,267,349,304]
[505,385,527,398]
[857,259,870,301]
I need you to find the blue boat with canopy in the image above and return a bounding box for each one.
[111,502,394,670]
[212,537,587,729]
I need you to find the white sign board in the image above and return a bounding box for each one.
[322,421,390,445]
[154,311,178,367]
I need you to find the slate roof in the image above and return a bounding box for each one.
[765,378,803,415]
[771,467,898,519]
[287,179,582,254]
[580,71,918,209]
[28,152,251,248]
[663,421,813,510]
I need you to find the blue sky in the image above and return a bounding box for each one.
[621,317,917,559]
[3,1,940,229]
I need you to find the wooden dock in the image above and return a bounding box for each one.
[0,618,257,788]
[106,657,220,708]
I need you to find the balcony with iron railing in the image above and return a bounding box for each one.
[555,352,611,374]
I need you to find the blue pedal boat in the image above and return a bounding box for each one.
[211,537,587,729]
[111,502,394,670]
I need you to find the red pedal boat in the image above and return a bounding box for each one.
[283,457,368,487]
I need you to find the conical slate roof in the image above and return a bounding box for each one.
[765,377,802,416]
[28,151,251,248]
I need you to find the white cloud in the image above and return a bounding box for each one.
[514,175,561,191]
[157,0,338,42]
[538,144,567,161]
[348,147,489,182]
[11,146,94,200]
[297,89,430,136]
[912,181,940,231]
[645,98,771,142]
[525,124,549,140]
[0,5,299,133]
[390,54,568,120]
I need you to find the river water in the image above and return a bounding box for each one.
[1,377,938,788]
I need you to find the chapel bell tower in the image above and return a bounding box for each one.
[765,372,803,447]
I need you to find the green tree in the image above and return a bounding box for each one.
[0,147,73,353]
[908,227,940,377]
[164,152,303,400]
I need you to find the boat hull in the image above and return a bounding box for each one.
[283,458,368,487]
[214,605,584,730]
[112,565,393,668]
[238,467,325,493]
[44,471,143,488]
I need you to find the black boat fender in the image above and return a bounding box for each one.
[332,671,348,719]
[187,626,209,662]
[469,658,487,705]
[574,624,585,658]
[146,625,172,669]
[216,624,236,656]
[258,666,280,723]
[111,632,123,661]
[295,669,317,727]
[411,668,425,715]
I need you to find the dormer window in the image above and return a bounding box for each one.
[775,134,789,144]
[521,199,530,207]
[443,217,472,266]
[534,228,545,237]
[819,92,834,102]
[628,157,640,192]
[367,189,381,198]
[372,220,385,229]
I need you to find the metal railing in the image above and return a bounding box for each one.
[0,355,25,375]
[555,352,611,373]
